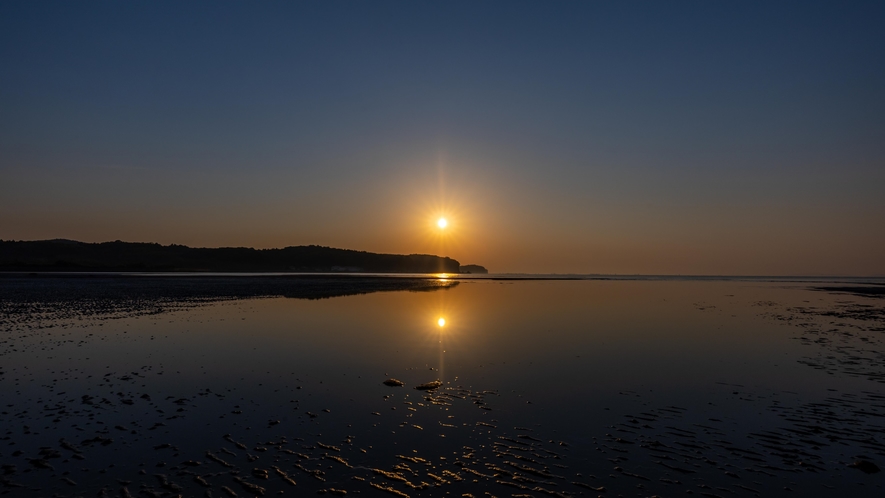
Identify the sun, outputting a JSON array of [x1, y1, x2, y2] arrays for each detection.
[[437, 317, 446, 327], [437, 217, 448, 229]]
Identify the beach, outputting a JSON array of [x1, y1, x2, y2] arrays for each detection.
[[1, 275, 883, 497]]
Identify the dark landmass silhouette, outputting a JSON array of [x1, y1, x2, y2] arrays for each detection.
[[459, 264, 488, 274], [0, 239, 463, 273]]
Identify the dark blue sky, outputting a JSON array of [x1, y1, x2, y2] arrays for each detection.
[[2, 1, 883, 274]]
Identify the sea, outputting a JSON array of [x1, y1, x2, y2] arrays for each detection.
[[1, 273, 884, 497]]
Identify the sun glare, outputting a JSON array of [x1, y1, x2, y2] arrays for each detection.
[[437, 317, 446, 327], [437, 217, 448, 229]]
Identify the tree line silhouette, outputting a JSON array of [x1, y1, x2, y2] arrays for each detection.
[[0, 239, 461, 273]]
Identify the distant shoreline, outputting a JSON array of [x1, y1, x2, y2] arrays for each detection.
[[0, 239, 488, 274], [1, 271, 882, 286]]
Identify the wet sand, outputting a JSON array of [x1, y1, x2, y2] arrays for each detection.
[[1, 276, 883, 497]]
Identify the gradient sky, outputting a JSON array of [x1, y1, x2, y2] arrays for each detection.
[[1, 1, 883, 275]]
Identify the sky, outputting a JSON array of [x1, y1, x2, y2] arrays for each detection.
[[1, 1, 883, 275]]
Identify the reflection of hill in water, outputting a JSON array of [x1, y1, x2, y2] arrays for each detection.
[[0, 275, 457, 325]]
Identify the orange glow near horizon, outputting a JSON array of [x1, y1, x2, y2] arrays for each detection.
[[395, 166, 489, 267]]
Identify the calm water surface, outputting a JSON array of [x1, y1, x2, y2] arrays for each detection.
[[1, 277, 883, 497]]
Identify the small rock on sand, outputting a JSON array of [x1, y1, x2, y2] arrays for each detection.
[[414, 380, 442, 390], [849, 460, 881, 474]]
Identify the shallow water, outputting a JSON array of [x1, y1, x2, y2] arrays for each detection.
[[1, 276, 884, 497]]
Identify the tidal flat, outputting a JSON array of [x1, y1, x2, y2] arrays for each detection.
[[1, 275, 884, 497]]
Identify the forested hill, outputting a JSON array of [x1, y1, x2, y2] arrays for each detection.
[[0, 240, 462, 273]]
